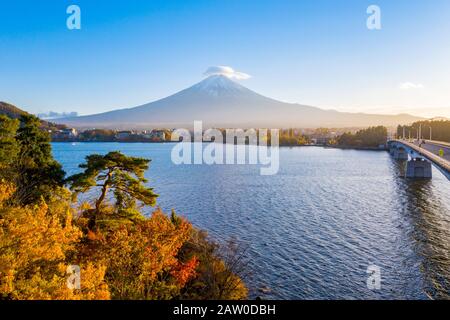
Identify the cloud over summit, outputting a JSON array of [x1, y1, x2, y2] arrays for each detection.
[[204, 66, 251, 80]]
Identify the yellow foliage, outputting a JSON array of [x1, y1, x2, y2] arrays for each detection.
[[73, 263, 110, 300], [0, 184, 247, 300], [0, 181, 15, 208], [0, 194, 109, 300]]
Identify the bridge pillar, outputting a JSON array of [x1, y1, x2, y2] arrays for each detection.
[[393, 147, 408, 160], [406, 158, 432, 179]]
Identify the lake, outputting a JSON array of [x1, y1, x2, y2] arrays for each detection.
[[52, 142, 450, 300]]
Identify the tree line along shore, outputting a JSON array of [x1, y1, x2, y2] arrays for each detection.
[[49, 126, 390, 149]]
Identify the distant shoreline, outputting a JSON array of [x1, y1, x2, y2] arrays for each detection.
[[51, 141, 388, 151], [51, 141, 175, 144], [325, 145, 388, 151]]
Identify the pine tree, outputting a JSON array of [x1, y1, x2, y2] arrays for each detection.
[[67, 151, 158, 227], [0, 115, 19, 177], [13, 115, 65, 204]]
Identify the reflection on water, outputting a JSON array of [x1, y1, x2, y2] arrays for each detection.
[[390, 159, 450, 299], [53, 143, 450, 299]]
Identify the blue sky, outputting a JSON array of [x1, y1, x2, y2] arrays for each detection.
[[1, 0, 449, 117]]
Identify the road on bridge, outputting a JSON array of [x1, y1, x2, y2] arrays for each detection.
[[410, 140, 450, 162]]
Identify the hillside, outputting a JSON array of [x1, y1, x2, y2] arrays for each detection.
[[0, 101, 28, 119], [0, 101, 66, 131]]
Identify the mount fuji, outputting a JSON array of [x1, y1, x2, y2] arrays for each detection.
[[58, 75, 422, 129]]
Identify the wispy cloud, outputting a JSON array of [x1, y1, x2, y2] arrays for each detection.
[[204, 66, 251, 80], [399, 82, 424, 90], [36, 111, 78, 119]]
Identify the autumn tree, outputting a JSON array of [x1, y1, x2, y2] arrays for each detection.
[[0, 182, 109, 300], [75, 209, 198, 299], [68, 151, 158, 228], [178, 231, 249, 300]]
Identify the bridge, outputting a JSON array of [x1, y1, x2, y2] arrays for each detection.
[[388, 139, 450, 180]]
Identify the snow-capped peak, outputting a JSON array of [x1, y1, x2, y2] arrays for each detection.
[[191, 75, 248, 96]]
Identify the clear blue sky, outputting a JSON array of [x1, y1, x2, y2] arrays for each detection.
[[1, 0, 449, 117]]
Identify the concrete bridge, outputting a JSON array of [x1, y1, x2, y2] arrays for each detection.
[[388, 139, 450, 180]]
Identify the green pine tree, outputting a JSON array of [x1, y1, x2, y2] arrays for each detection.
[[67, 151, 158, 228], [0, 115, 19, 176]]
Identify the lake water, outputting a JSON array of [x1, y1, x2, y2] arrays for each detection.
[[52, 142, 450, 300]]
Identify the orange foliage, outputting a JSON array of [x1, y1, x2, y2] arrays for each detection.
[[171, 256, 199, 287], [76, 209, 197, 299]]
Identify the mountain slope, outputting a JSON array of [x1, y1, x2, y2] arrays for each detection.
[[0, 101, 28, 119], [0, 101, 67, 131], [58, 75, 423, 129]]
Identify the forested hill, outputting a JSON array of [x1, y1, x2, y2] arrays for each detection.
[[0, 101, 27, 119], [0, 101, 67, 131]]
